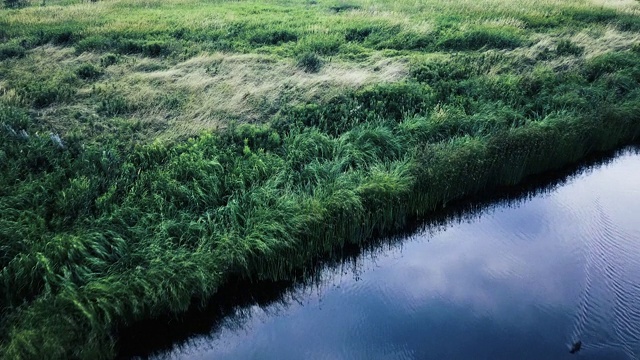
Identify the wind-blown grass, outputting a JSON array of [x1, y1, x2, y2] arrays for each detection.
[[2, 0, 640, 358]]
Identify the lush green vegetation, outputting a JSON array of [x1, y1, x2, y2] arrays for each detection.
[[2, 0, 640, 358]]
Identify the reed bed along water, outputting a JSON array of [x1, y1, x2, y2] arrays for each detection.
[[2, 0, 640, 358]]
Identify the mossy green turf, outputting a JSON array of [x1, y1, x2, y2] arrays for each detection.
[[2, 0, 640, 358]]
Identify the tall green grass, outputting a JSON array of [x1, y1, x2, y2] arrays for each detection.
[[3, 52, 640, 357]]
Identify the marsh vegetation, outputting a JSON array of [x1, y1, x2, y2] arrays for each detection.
[[2, 0, 640, 358], [136, 147, 640, 360]]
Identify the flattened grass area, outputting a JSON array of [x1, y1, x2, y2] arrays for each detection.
[[1, 0, 640, 358]]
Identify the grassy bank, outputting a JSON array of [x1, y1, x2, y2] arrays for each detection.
[[2, 0, 640, 358]]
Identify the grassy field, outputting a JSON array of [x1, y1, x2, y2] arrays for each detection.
[[2, 0, 640, 358]]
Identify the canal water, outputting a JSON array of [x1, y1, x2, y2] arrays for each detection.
[[133, 147, 640, 360]]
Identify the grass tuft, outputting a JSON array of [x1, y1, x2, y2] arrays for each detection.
[[297, 51, 323, 73]]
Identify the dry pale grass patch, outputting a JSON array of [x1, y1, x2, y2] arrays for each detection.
[[0, 45, 407, 140], [513, 26, 640, 73], [126, 52, 408, 137], [572, 27, 640, 59], [31, 45, 100, 68]]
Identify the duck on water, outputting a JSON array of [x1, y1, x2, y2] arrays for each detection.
[[570, 340, 582, 354]]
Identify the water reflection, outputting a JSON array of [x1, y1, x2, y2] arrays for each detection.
[[122, 147, 640, 360]]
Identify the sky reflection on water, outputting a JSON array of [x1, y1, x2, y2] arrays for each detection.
[[153, 149, 640, 360]]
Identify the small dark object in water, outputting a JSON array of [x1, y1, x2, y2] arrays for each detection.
[[570, 340, 582, 354]]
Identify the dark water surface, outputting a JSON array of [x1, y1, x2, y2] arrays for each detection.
[[141, 148, 640, 360]]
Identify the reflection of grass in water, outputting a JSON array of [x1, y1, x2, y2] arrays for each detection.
[[117, 278, 296, 358], [2, 0, 640, 357]]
